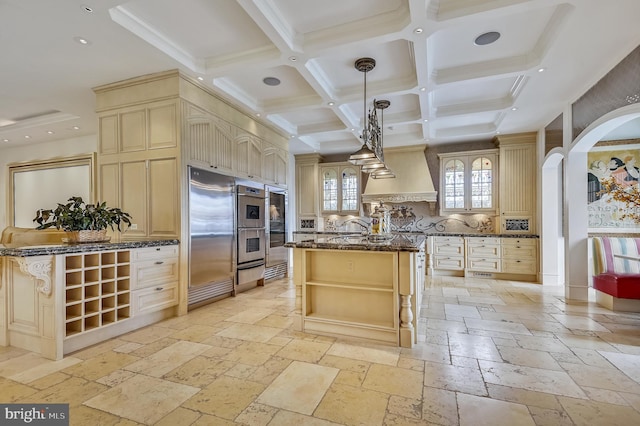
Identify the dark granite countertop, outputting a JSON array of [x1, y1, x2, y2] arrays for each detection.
[[292, 231, 538, 239], [285, 234, 425, 252], [0, 239, 179, 257]]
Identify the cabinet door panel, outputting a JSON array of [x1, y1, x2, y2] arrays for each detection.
[[297, 163, 318, 216], [120, 110, 146, 152], [99, 115, 118, 155], [148, 103, 177, 149], [100, 163, 119, 210], [188, 121, 212, 167], [121, 161, 147, 237], [213, 125, 234, 172], [148, 158, 179, 237]]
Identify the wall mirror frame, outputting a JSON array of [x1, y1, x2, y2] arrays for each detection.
[[8, 153, 96, 228]]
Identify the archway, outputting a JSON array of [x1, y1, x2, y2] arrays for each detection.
[[564, 103, 640, 300]]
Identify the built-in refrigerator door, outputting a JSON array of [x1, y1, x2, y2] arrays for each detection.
[[266, 187, 288, 267], [188, 167, 236, 306]]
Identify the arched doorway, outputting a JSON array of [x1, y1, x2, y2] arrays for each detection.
[[563, 104, 640, 300]]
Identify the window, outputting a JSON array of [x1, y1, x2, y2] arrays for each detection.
[[439, 150, 497, 214]]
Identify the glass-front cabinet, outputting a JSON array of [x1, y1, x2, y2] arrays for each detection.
[[320, 163, 360, 214], [438, 150, 498, 214]]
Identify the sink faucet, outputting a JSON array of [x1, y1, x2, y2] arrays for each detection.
[[342, 219, 369, 234]]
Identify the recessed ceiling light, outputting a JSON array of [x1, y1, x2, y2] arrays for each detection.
[[263, 77, 281, 86], [423, 119, 428, 122], [288, 56, 297, 62], [328, 101, 335, 106], [290, 135, 295, 138], [496, 131, 501, 134], [197, 76, 204, 81], [414, 28, 423, 34], [3, 139, 9, 142], [420, 87, 426, 92], [538, 67, 546, 73], [47, 131, 54, 134], [72, 126, 80, 130], [73, 36, 91, 45], [24, 135, 31, 139], [256, 113, 261, 117], [81, 5, 94, 13], [511, 107, 518, 111], [474, 31, 501, 46]]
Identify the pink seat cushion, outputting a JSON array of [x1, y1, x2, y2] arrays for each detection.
[[593, 273, 640, 299]]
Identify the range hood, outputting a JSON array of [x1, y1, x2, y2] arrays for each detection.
[[362, 145, 437, 210]]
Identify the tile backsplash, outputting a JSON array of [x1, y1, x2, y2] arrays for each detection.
[[323, 202, 494, 233]]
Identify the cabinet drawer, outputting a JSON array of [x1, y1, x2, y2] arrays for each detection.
[[501, 244, 537, 259], [132, 257, 179, 289], [433, 256, 465, 270], [467, 244, 500, 257], [502, 259, 537, 274], [132, 284, 178, 315], [132, 245, 179, 261], [433, 236, 464, 244], [466, 237, 501, 245], [501, 238, 536, 247], [433, 242, 464, 256], [467, 257, 500, 272]]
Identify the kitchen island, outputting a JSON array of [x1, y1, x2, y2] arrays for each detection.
[[285, 233, 425, 348], [0, 238, 179, 360]]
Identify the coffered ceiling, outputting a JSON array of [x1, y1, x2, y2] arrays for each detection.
[[2, 0, 640, 154]]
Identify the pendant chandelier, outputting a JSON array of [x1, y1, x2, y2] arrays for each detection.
[[348, 57, 395, 179]]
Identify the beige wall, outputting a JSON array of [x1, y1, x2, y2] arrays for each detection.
[[0, 135, 97, 232]]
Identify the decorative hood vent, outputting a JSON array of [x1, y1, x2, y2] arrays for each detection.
[[362, 145, 437, 208]]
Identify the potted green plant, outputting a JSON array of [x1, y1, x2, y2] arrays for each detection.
[[33, 196, 132, 243]]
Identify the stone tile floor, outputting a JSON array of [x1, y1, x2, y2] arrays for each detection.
[[2, 275, 640, 425]]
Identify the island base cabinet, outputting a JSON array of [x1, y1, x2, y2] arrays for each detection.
[[292, 248, 418, 347]]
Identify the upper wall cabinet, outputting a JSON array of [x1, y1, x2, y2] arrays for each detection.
[[235, 135, 263, 181], [99, 100, 178, 155], [438, 150, 498, 215], [263, 144, 288, 188], [185, 113, 235, 174], [320, 163, 360, 215]]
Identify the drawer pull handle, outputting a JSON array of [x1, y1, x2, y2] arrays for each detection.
[[156, 248, 161, 251], [155, 287, 164, 291], [155, 261, 164, 265]]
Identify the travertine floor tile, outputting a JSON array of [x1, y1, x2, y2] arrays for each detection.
[[362, 363, 423, 399], [62, 351, 139, 381], [7, 356, 81, 383], [182, 375, 265, 419], [314, 383, 388, 426], [268, 410, 342, 425], [234, 402, 278, 426], [599, 351, 640, 383], [559, 396, 640, 426], [560, 361, 640, 394], [479, 360, 587, 398], [424, 362, 487, 396], [421, 387, 459, 425], [256, 361, 338, 415], [84, 374, 199, 424], [448, 332, 503, 362], [326, 342, 399, 366], [464, 318, 532, 335], [124, 340, 210, 377], [216, 322, 283, 343], [163, 355, 234, 388], [226, 308, 276, 324], [496, 346, 563, 370], [275, 338, 331, 363], [457, 393, 535, 426]]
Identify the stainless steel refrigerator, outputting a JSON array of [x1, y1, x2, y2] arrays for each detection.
[[187, 167, 236, 307]]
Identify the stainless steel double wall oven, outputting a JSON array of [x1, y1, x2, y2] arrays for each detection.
[[236, 184, 266, 291]]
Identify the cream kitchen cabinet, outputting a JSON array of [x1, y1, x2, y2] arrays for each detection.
[[185, 112, 235, 174], [430, 236, 465, 273], [235, 134, 263, 180], [438, 150, 498, 215], [501, 238, 538, 276], [131, 246, 179, 315], [495, 133, 536, 234], [465, 237, 501, 273], [320, 163, 361, 215], [263, 144, 288, 188], [98, 100, 178, 155], [295, 154, 323, 230], [100, 157, 179, 240]]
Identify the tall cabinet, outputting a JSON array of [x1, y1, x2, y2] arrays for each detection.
[[494, 133, 537, 234]]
